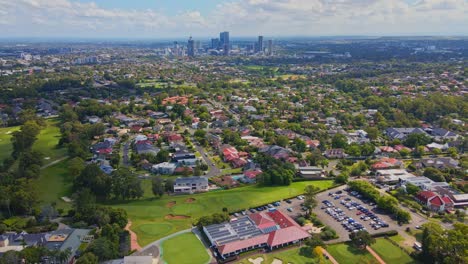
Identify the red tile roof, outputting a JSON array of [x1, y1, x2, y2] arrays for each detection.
[[267, 226, 310, 248], [416, 191, 436, 203], [442, 196, 453, 204], [429, 196, 443, 207], [218, 234, 269, 255], [249, 213, 277, 230]]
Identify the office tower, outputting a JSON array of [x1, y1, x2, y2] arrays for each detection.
[[187, 37, 195, 57], [267, 40, 273, 56], [220, 31, 230, 55], [257, 36, 264, 53], [195, 40, 201, 51], [173, 41, 180, 56], [211, 38, 220, 50]]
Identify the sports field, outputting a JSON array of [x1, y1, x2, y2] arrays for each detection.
[[370, 238, 417, 264], [161, 233, 210, 264], [114, 180, 335, 246]]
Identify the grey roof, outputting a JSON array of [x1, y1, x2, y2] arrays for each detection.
[[175, 176, 208, 185], [385, 128, 428, 140]]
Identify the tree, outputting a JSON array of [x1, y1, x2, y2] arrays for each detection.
[[165, 178, 175, 192], [68, 157, 85, 178], [423, 167, 446, 182], [405, 183, 420, 195], [335, 172, 349, 184], [76, 252, 99, 264], [349, 231, 375, 249], [332, 133, 348, 149], [111, 168, 143, 200], [152, 177, 165, 198], [74, 164, 112, 198], [85, 237, 119, 261], [11, 121, 41, 158], [303, 185, 320, 214], [293, 138, 307, 153], [276, 135, 289, 147], [404, 133, 431, 148]]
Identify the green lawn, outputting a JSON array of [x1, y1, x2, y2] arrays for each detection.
[[237, 246, 329, 264], [370, 238, 417, 264], [36, 159, 73, 211], [0, 119, 65, 165], [113, 180, 334, 246], [327, 243, 376, 264], [33, 119, 67, 164], [161, 233, 210, 264], [0, 125, 20, 161]]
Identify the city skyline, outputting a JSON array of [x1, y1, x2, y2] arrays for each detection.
[[0, 0, 467, 38]]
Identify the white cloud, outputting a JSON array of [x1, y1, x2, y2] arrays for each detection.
[[0, 0, 467, 38]]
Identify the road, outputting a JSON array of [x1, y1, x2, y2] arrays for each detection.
[[195, 144, 221, 178], [123, 141, 131, 167]]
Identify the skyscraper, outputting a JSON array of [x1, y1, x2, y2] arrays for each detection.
[[187, 37, 195, 57], [220, 31, 230, 55], [211, 38, 219, 50], [257, 36, 264, 53], [267, 39, 273, 56]]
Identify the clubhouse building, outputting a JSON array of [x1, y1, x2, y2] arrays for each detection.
[[203, 209, 310, 260]]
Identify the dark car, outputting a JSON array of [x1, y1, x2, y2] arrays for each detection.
[[286, 199, 292, 204]]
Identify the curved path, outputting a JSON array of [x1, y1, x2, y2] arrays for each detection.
[[125, 221, 142, 251], [321, 247, 339, 264], [366, 246, 386, 264]]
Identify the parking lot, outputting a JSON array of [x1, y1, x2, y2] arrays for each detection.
[[313, 185, 400, 242], [230, 195, 307, 219]]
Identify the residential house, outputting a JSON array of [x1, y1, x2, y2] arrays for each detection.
[[371, 158, 404, 170], [427, 128, 459, 142], [173, 176, 209, 194], [385, 128, 428, 140], [152, 162, 177, 175], [259, 145, 290, 160], [135, 141, 160, 156], [172, 151, 196, 161], [324, 149, 347, 159], [415, 157, 459, 170]]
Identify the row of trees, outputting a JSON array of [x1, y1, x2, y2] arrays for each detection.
[[348, 181, 411, 224]]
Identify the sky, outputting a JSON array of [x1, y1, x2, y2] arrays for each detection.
[[0, 0, 467, 39]]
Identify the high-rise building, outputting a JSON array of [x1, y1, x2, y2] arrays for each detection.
[[267, 40, 273, 56], [257, 36, 264, 53], [211, 38, 220, 50], [187, 37, 195, 57], [220, 31, 230, 55]]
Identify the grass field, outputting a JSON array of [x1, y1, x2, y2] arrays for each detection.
[[0, 125, 20, 161], [0, 119, 65, 165], [161, 233, 210, 264], [327, 243, 376, 264], [113, 180, 334, 246], [33, 119, 67, 163], [237, 246, 329, 264], [36, 159, 73, 210], [370, 238, 417, 264]]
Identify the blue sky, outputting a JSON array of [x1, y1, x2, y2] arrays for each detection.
[[0, 0, 467, 38]]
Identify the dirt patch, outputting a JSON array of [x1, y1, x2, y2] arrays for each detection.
[[185, 198, 196, 203], [166, 201, 176, 208], [124, 221, 142, 251], [164, 214, 190, 220]]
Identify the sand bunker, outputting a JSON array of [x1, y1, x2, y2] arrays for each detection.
[[166, 201, 177, 208], [272, 259, 283, 264], [185, 198, 196, 203], [164, 214, 190, 220], [248, 257, 264, 264]]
